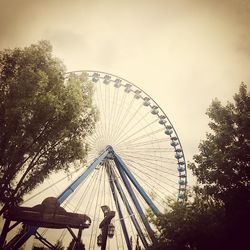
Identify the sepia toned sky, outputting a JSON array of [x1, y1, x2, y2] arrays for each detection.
[[0, 0, 250, 170]]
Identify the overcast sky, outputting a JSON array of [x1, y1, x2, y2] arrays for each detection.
[[1, 0, 250, 172]]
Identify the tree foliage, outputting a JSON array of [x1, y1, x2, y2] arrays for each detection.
[[189, 83, 250, 205], [148, 188, 226, 250], [189, 83, 250, 248], [149, 83, 250, 250], [0, 41, 97, 212]]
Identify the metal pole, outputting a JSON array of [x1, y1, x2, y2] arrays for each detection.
[[101, 226, 108, 250], [0, 218, 10, 249]]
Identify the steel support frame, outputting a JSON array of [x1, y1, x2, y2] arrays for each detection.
[[106, 165, 132, 250], [113, 157, 156, 243], [4, 147, 110, 249], [108, 165, 148, 249], [3, 146, 160, 250], [113, 150, 160, 215]]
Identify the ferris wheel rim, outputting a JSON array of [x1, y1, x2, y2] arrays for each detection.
[[65, 70, 187, 200], [18, 70, 189, 249]]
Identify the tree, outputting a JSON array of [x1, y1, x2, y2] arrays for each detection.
[[189, 83, 250, 248], [148, 188, 226, 250], [148, 83, 249, 250], [189, 83, 249, 203], [0, 41, 97, 214]]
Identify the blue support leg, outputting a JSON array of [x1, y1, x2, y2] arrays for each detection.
[[106, 165, 132, 250], [113, 157, 156, 244], [58, 147, 110, 203], [5, 147, 111, 249], [113, 150, 160, 215], [109, 166, 149, 249]]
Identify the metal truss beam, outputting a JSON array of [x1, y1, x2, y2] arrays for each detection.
[[113, 150, 160, 215], [114, 157, 156, 243], [106, 165, 132, 250], [108, 165, 148, 249]]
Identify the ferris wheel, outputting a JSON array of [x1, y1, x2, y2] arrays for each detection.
[[15, 71, 187, 249]]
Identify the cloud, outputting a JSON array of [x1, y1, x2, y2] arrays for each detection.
[[45, 29, 87, 51]]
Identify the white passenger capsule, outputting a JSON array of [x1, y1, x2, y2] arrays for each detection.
[[177, 166, 185, 172], [114, 79, 122, 88], [175, 148, 182, 153], [171, 141, 179, 147], [92, 72, 100, 82], [159, 119, 166, 125], [125, 84, 132, 93], [143, 97, 150, 106], [134, 90, 141, 99], [151, 106, 159, 115], [179, 179, 187, 185], [175, 153, 183, 159], [103, 75, 111, 84], [165, 129, 173, 135], [178, 193, 185, 199], [178, 161, 185, 166], [171, 136, 178, 141]]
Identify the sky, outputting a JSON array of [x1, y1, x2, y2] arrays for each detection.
[[1, 0, 250, 163]]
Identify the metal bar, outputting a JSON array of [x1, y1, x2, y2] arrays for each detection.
[[67, 226, 78, 241], [4, 225, 37, 250], [0, 218, 10, 249], [7, 221, 21, 232], [77, 226, 83, 250], [106, 165, 132, 250], [109, 166, 148, 249], [113, 150, 160, 215], [35, 232, 57, 249], [58, 147, 110, 203], [5, 148, 111, 249], [101, 226, 108, 250], [114, 156, 156, 243]]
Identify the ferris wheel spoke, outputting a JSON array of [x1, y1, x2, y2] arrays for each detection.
[[25, 71, 187, 249], [112, 160, 172, 203], [114, 117, 160, 147], [113, 109, 152, 145], [66, 169, 99, 213], [22, 165, 85, 205], [107, 84, 113, 142], [112, 97, 136, 142], [115, 127, 165, 148], [120, 155, 177, 177], [98, 83, 109, 142], [111, 89, 127, 138], [128, 163, 178, 192], [119, 150, 175, 162], [119, 147, 173, 153], [124, 159, 178, 191], [120, 163, 177, 190], [114, 103, 144, 144], [113, 168, 139, 246], [116, 138, 170, 149], [126, 166, 174, 199], [93, 86, 106, 141], [120, 151, 177, 166], [125, 157, 178, 177], [88, 167, 104, 248], [106, 167, 126, 250], [109, 87, 120, 140]]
